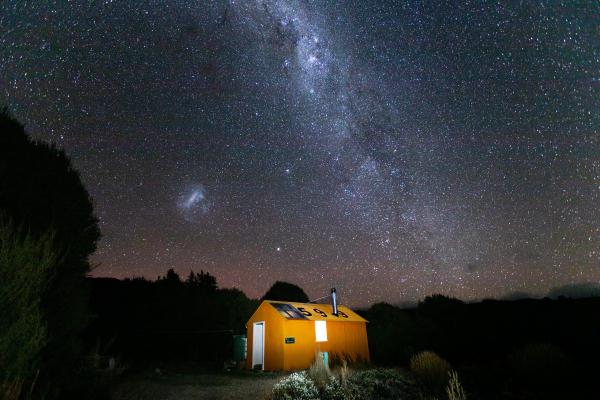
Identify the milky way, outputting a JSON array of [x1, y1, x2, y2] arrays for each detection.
[[1, 0, 598, 306]]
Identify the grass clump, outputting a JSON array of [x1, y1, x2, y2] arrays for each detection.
[[446, 370, 467, 400], [0, 380, 24, 400], [409, 351, 451, 394], [307, 353, 331, 390]]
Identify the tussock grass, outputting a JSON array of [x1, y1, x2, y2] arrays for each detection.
[[0, 380, 23, 400], [446, 370, 467, 400], [307, 354, 331, 390], [410, 351, 452, 393]]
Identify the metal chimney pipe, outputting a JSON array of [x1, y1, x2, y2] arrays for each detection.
[[331, 288, 338, 316]]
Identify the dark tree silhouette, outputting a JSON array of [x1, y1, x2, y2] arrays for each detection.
[[261, 281, 309, 303], [86, 269, 257, 365], [417, 294, 464, 317], [0, 108, 100, 264], [159, 268, 182, 283], [186, 269, 217, 291], [0, 109, 101, 394]]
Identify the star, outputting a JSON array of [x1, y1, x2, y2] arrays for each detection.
[[1, 0, 597, 305]]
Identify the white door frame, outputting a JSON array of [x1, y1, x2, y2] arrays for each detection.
[[252, 321, 265, 370]]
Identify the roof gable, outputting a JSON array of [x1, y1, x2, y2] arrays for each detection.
[[265, 300, 367, 323]]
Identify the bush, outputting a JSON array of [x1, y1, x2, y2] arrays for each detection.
[[321, 376, 345, 400], [365, 303, 421, 366], [0, 222, 59, 393], [273, 368, 418, 400], [347, 369, 419, 400], [508, 343, 572, 391], [321, 359, 350, 400], [0, 109, 100, 397], [409, 351, 451, 393], [271, 371, 319, 400]]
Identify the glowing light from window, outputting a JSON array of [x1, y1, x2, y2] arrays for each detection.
[[315, 320, 327, 342]]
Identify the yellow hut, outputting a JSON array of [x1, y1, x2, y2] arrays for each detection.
[[246, 299, 369, 371]]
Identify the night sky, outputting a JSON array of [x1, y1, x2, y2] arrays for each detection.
[[1, 1, 598, 306]]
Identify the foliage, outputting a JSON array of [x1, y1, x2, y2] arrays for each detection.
[[0, 379, 25, 400], [321, 375, 345, 400], [364, 302, 422, 365], [86, 272, 258, 364], [321, 359, 350, 400], [185, 269, 217, 291], [307, 354, 331, 390], [271, 371, 319, 400], [0, 222, 58, 380], [446, 370, 467, 400], [273, 368, 418, 400], [409, 351, 451, 393], [0, 108, 100, 271], [0, 109, 100, 396], [261, 281, 309, 303], [346, 368, 419, 400], [338, 359, 350, 385], [508, 343, 572, 391], [364, 297, 600, 399], [158, 268, 182, 284], [417, 295, 464, 315]]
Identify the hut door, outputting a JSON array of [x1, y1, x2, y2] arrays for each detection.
[[252, 322, 264, 370]]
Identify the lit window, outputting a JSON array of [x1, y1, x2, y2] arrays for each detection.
[[315, 320, 327, 342]]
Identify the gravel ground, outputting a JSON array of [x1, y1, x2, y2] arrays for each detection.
[[110, 369, 282, 400]]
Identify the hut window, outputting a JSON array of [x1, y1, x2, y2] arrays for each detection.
[[315, 320, 328, 342]]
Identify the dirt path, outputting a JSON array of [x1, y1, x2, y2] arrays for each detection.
[[111, 371, 282, 400]]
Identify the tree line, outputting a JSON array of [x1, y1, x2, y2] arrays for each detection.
[[3, 108, 600, 400]]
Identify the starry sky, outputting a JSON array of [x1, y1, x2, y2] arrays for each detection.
[[1, 0, 599, 306]]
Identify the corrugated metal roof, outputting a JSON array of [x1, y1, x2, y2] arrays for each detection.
[[265, 300, 367, 322]]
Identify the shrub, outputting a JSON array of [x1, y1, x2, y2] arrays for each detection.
[[508, 343, 572, 390], [347, 369, 419, 400], [322, 376, 345, 400], [0, 380, 24, 400], [1, 109, 100, 397], [323, 369, 418, 400], [366, 303, 422, 366], [409, 351, 451, 393], [274, 367, 419, 400], [271, 371, 319, 400], [321, 360, 351, 400], [446, 370, 467, 400], [0, 222, 59, 394]]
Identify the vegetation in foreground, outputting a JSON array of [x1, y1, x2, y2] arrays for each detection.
[[1, 109, 100, 399], [363, 296, 600, 399], [269, 353, 466, 400]]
